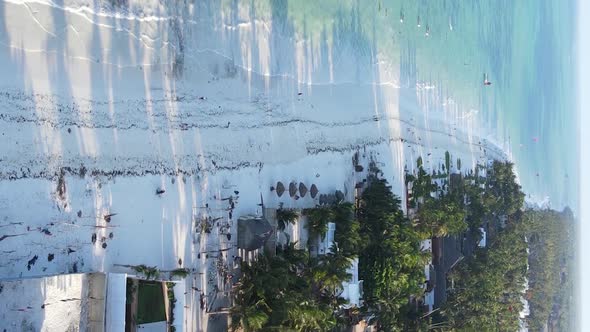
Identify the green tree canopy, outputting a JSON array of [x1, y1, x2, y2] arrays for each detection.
[[303, 206, 334, 240], [332, 202, 362, 258], [276, 208, 298, 232], [414, 195, 467, 238], [358, 176, 428, 330]]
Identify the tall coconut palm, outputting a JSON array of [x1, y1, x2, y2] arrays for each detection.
[[332, 202, 362, 257], [414, 196, 466, 238], [285, 298, 337, 332], [309, 244, 352, 306], [276, 208, 298, 232], [277, 242, 309, 272], [303, 206, 334, 239], [231, 297, 270, 331]]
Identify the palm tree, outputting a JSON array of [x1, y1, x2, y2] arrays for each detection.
[[303, 206, 334, 239], [276, 208, 298, 232], [231, 297, 270, 331], [278, 242, 309, 271], [119, 264, 161, 280], [332, 202, 362, 257], [285, 298, 337, 332], [166, 268, 190, 278], [414, 196, 466, 238], [310, 244, 352, 307]]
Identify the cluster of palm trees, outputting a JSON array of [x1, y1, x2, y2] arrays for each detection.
[[441, 212, 530, 331], [231, 243, 353, 331], [525, 209, 575, 331], [408, 160, 527, 240], [277, 202, 360, 258], [413, 195, 467, 239], [397, 158, 534, 330], [356, 175, 431, 331], [234, 165, 445, 331], [232, 193, 369, 331], [436, 162, 555, 330], [232, 159, 531, 331]]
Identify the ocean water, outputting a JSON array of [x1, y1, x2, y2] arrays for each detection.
[[227, 0, 579, 211]]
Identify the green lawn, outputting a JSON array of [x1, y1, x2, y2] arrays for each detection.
[[136, 280, 166, 324]]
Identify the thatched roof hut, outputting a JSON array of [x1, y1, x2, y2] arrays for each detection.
[[289, 182, 297, 197], [298, 183, 308, 197], [310, 184, 319, 198], [237, 216, 273, 251], [276, 182, 285, 197]]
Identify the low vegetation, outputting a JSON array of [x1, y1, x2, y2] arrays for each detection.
[[136, 280, 166, 324], [231, 243, 344, 331], [167, 282, 177, 332], [132, 265, 160, 280], [169, 268, 190, 278]]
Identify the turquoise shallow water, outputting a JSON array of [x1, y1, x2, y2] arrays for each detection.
[[222, 0, 578, 210], [480, 0, 578, 211], [395, 0, 578, 211]]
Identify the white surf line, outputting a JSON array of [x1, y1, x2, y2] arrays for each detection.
[[4, 1, 408, 90], [20, 1, 57, 37], [2, 0, 174, 22], [2, 0, 170, 51], [213, 17, 296, 44]]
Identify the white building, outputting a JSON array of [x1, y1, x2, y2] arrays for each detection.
[[420, 239, 432, 252], [424, 289, 435, 312], [318, 222, 336, 254], [420, 239, 435, 313], [106, 273, 127, 332], [478, 227, 487, 247], [340, 258, 363, 308]]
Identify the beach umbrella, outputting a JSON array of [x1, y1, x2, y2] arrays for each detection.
[[326, 194, 336, 205], [310, 184, 319, 199], [276, 182, 285, 197], [289, 182, 297, 197], [299, 183, 308, 197]]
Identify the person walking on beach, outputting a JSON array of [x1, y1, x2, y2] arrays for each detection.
[[200, 292, 206, 309]]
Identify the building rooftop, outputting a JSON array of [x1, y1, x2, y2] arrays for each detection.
[[237, 215, 273, 251]]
